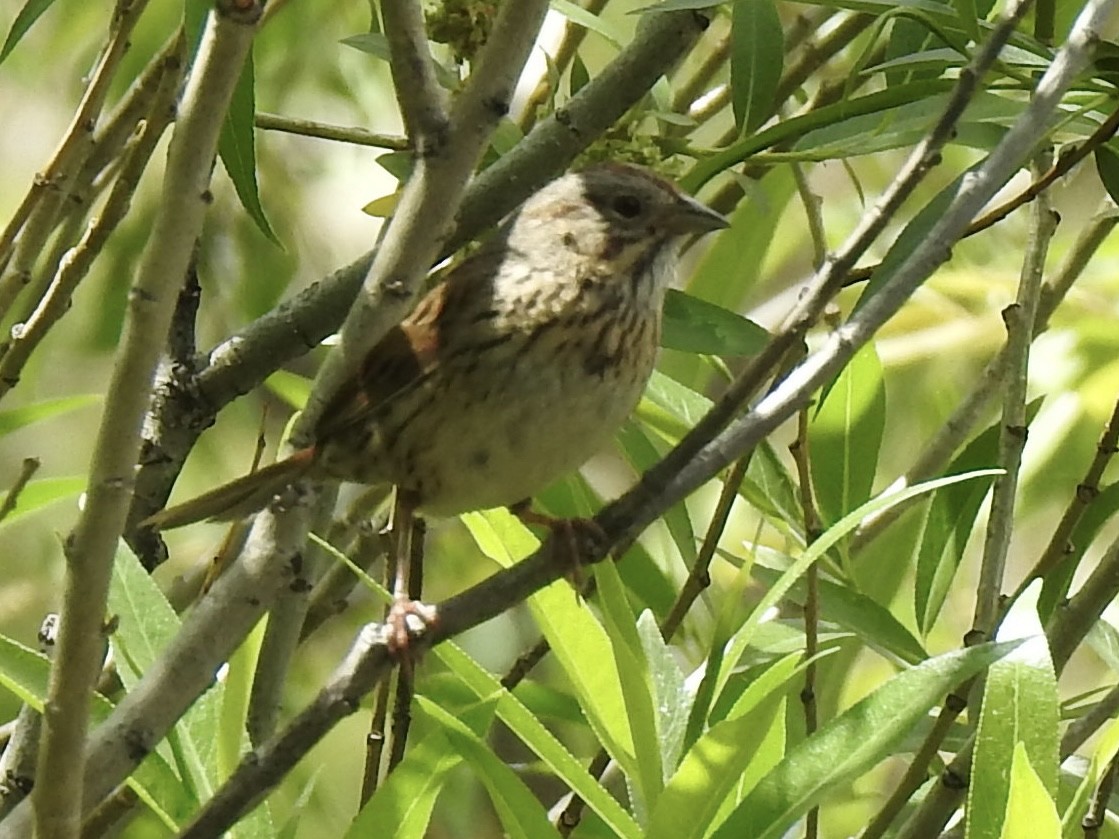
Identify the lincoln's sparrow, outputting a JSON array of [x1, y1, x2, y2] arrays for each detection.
[[144, 163, 727, 531]]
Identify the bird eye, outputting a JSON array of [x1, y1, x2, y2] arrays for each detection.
[[611, 194, 643, 219]]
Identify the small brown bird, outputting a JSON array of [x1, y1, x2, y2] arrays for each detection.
[[143, 163, 727, 532]]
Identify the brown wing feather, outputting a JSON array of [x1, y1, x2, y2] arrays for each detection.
[[311, 284, 448, 442], [311, 244, 505, 444]]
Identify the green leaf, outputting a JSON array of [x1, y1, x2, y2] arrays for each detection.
[[0, 0, 56, 63], [0, 394, 99, 435], [264, 369, 311, 410], [730, 0, 783, 132], [633, 0, 722, 12], [710, 641, 1021, 839], [647, 655, 797, 839], [549, 0, 624, 47], [0, 477, 85, 529], [1094, 145, 1119, 206], [617, 420, 696, 565], [0, 631, 186, 830], [968, 636, 1059, 839], [794, 92, 1023, 161], [219, 50, 279, 244], [419, 697, 563, 839], [713, 470, 1001, 701], [683, 79, 956, 192], [749, 562, 928, 664], [637, 611, 693, 778], [687, 167, 795, 311], [0, 631, 55, 707], [310, 531, 640, 839], [660, 289, 769, 356], [950, 0, 981, 41], [809, 342, 886, 527], [999, 744, 1061, 839], [594, 563, 663, 813], [346, 726, 460, 839]]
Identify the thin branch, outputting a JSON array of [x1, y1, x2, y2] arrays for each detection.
[[0, 64, 180, 398], [865, 151, 1059, 839], [661, 454, 751, 640], [790, 409, 823, 839], [380, 1, 450, 151], [1061, 682, 1119, 759], [0, 0, 152, 319], [27, 4, 263, 838], [1083, 752, 1119, 837], [972, 157, 1057, 638], [0, 458, 40, 523], [253, 112, 408, 149]]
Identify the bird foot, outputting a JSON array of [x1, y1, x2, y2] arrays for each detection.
[[386, 596, 439, 658], [509, 502, 608, 589]]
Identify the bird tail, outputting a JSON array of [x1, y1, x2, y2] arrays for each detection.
[[141, 449, 317, 531]]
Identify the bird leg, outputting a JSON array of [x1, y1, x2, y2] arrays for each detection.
[[385, 491, 437, 657]]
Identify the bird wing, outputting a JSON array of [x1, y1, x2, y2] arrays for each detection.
[[311, 248, 500, 443]]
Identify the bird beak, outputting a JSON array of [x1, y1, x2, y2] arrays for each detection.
[[668, 192, 730, 235]]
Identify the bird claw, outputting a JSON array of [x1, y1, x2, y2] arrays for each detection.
[[510, 502, 609, 590], [385, 597, 438, 659]]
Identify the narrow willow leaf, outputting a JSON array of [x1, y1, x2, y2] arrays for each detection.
[[688, 167, 795, 310], [998, 744, 1061, 838], [967, 636, 1059, 839], [809, 342, 886, 526], [648, 655, 799, 839], [348, 703, 498, 839], [637, 610, 693, 779], [632, 0, 722, 12], [550, 0, 624, 46], [219, 51, 279, 244], [0, 477, 85, 529], [749, 563, 928, 664], [0, 393, 99, 435], [649, 692, 786, 839], [710, 641, 1021, 839], [660, 289, 769, 356], [0, 0, 56, 63], [460, 511, 638, 778], [0, 632, 186, 830], [264, 369, 311, 410], [419, 698, 563, 839], [950, 0, 980, 41], [1094, 144, 1119, 206], [109, 545, 274, 836], [730, 0, 783, 132], [617, 420, 696, 565], [715, 470, 1001, 700], [595, 561, 663, 811]]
